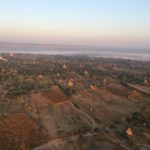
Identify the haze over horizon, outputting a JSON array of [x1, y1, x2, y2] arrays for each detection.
[[0, 0, 150, 49]]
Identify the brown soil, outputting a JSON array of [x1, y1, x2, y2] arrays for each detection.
[[41, 87, 67, 105], [106, 83, 131, 97], [0, 113, 49, 150], [142, 106, 150, 120]]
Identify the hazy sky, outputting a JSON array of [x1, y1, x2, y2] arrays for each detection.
[[0, 0, 150, 48]]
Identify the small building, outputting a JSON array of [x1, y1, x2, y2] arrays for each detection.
[[84, 70, 88, 75], [63, 64, 67, 69], [90, 85, 96, 90], [0, 56, 7, 62], [68, 78, 74, 87]]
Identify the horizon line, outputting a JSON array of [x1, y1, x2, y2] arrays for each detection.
[[0, 41, 149, 50]]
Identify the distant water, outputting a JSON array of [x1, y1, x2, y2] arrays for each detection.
[[0, 44, 150, 61]]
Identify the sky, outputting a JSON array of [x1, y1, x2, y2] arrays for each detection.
[[0, 0, 150, 48]]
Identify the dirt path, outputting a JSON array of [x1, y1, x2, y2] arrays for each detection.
[[69, 96, 96, 132], [32, 96, 97, 150], [32, 132, 134, 150], [32, 96, 147, 150], [32, 135, 79, 150]]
